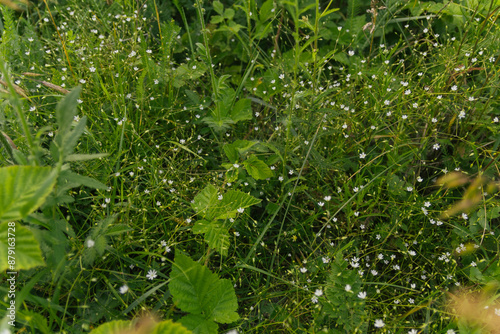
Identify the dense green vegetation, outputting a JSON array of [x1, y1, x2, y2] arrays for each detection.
[[0, 0, 499, 333]]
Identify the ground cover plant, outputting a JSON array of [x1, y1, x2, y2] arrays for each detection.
[[0, 0, 499, 333]]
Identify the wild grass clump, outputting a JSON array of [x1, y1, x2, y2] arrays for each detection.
[[0, 0, 498, 333]]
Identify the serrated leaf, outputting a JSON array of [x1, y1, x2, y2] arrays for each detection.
[[151, 319, 193, 334], [0, 222, 45, 271], [213, 1, 224, 15], [88, 320, 131, 334], [259, 0, 274, 22], [208, 279, 240, 323], [56, 86, 81, 137], [230, 98, 252, 122], [243, 155, 273, 180], [65, 153, 109, 162], [105, 224, 133, 236], [170, 251, 218, 315], [223, 8, 235, 20], [192, 220, 230, 256], [59, 170, 108, 190], [61, 115, 87, 158], [212, 189, 261, 220], [180, 314, 217, 334], [192, 184, 219, 219], [0, 166, 57, 222], [169, 251, 239, 324], [223, 144, 238, 163]]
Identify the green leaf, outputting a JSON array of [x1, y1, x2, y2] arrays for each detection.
[[0, 222, 45, 271], [225, 140, 259, 158], [180, 314, 217, 334], [55, 86, 81, 138], [259, 0, 274, 22], [59, 170, 108, 190], [89, 320, 131, 334], [213, 1, 224, 15], [192, 184, 219, 219], [60, 115, 87, 158], [223, 8, 235, 20], [223, 144, 238, 163], [230, 98, 252, 123], [213, 189, 261, 219], [169, 251, 239, 324], [243, 155, 274, 180], [192, 220, 230, 256], [64, 153, 109, 162], [0, 166, 57, 222], [151, 319, 193, 334]]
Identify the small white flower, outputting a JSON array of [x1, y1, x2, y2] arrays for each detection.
[[87, 239, 95, 248], [119, 285, 129, 294], [359, 152, 366, 159], [146, 269, 157, 280], [374, 319, 385, 328], [237, 207, 244, 213], [300, 267, 307, 273], [345, 284, 352, 292], [314, 289, 323, 297], [357, 291, 367, 299]]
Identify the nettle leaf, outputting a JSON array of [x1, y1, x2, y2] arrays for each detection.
[[151, 319, 193, 334], [180, 314, 217, 334], [169, 251, 239, 330], [243, 155, 273, 180], [0, 166, 57, 222], [224, 140, 259, 160], [230, 98, 252, 123], [0, 222, 45, 271], [213, 1, 224, 15], [192, 184, 219, 219], [192, 220, 230, 256], [56, 86, 81, 137], [213, 189, 261, 220], [223, 144, 238, 163]]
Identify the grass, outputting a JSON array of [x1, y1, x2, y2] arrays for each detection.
[[0, 0, 499, 333]]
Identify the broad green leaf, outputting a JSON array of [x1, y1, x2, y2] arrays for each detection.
[[230, 98, 252, 123], [60, 115, 87, 158], [212, 189, 261, 220], [0, 222, 45, 271], [56, 86, 81, 137], [180, 314, 217, 334], [89, 320, 131, 334], [259, 0, 274, 22], [223, 8, 235, 20], [169, 251, 239, 324], [213, 1, 224, 15], [0, 166, 57, 222], [243, 155, 274, 180], [192, 184, 219, 219], [151, 319, 193, 334], [192, 220, 230, 256], [225, 140, 259, 158], [59, 170, 108, 190], [223, 144, 238, 163], [208, 279, 240, 323], [170, 251, 219, 314]]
